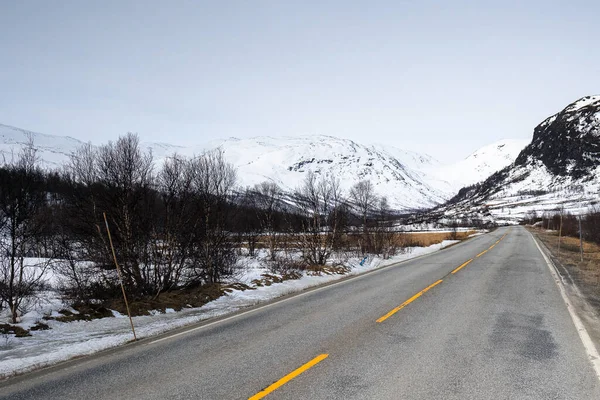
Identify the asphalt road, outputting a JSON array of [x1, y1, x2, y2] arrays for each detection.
[[2, 226, 600, 399]]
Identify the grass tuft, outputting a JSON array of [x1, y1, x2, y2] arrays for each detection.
[[0, 324, 31, 337]]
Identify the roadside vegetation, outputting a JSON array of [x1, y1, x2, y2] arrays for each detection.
[[525, 211, 600, 311], [0, 133, 477, 337], [522, 209, 600, 246]]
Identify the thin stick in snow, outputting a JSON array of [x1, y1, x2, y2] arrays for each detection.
[[103, 212, 137, 341]]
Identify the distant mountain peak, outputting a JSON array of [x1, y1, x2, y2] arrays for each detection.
[[564, 95, 600, 113], [515, 94, 600, 178], [426, 138, 528, 191]]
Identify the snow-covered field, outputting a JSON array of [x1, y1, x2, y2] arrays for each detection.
[[0, 240, 459, 379]]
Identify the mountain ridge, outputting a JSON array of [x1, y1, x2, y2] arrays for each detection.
[[0, 122, 527, 211], [437, 95, 600, 223]]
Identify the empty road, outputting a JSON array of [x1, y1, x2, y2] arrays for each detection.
[[2, 226, 599, 399]]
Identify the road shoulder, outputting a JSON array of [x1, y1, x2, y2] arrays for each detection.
[[530, 229, 600, 379]]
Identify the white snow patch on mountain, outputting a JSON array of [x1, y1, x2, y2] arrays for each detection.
[[565, 95, 600, 113], [203, 135, 451, 210]]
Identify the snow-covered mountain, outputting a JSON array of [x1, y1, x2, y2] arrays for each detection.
[[0, 123, 526, 211], [431, 139, 529, 190], [0, 123, 189, 166], [0, 123, 83, 167], [437, 95, 600, 223], [206, 136, 456, 210]]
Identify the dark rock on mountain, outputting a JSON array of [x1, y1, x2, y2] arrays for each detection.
[[515, 95, 600, 179], [437, 95, 600, 222]]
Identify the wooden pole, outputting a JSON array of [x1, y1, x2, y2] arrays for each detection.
[[557, 212, 563, 257], [579, 214, 584, 263], [103, 212, 137, 341]]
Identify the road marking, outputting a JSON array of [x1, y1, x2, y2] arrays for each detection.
[[376, 280, 443, 323], [148, 242, 455, 345], [474, 232, 508, 258], [532, 235, 600, 382], [453, 231, 508, 274], [376, 229, 508, 324], [150, 231, 500, 345], [451, 259, 473, 274], [248, 354, 328, 400]]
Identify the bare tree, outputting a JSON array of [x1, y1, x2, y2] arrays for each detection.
[[66, 142, 97, 186], [235, 187, 262, 257], [295, 172, 344, 266], [59, 142, 115, 300], [350, 180, 378, 254], [449, 220, 459, 240], [52, 226, 96, 303], [584, 206, 600, 245], [252, 181, 283, 261], [188, 149, 238, 285], [61, 142, 241, 300], [372, 196, 398, 259], [152, 154, 196, 294], [0, 138, 50, 322], [96, 133, 155, 295], [63, 133, 155, 297]]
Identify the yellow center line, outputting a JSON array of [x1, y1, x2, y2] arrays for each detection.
[[248, 354, 329, 400], [451, 259, 473, 274], [376, 280, 443, 323], [252, 229, 513, 400], [476, 231, 509, 258]]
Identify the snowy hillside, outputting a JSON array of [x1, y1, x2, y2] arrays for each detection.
[[432, 139, 529, 190], [0, 123, 525, 211], [0, 123, 82, 167], [438, 95, 600, 223], [207, 135, 456, 210], [0, 123, 191, 167]]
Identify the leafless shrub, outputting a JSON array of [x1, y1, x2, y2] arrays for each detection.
[[294, 172, 345, 266], [0, 137, 50, 322]]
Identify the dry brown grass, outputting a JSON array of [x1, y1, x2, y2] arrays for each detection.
[[405, 231, 476, 247], [108, 282, 254, 316], [531, 227, 600, 288], [247, 230, 477, 249]]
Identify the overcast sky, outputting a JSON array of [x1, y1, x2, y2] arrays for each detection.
[[1, 1, 598, 162]]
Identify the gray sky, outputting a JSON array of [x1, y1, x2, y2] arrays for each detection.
[[1, 1, 598, 162]]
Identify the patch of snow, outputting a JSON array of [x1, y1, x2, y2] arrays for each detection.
[[564, 95, 600, 113], [468, 231, 488, 238]]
